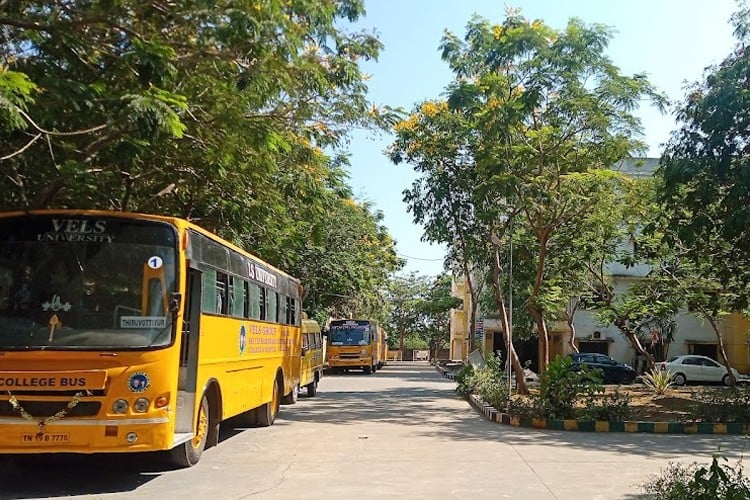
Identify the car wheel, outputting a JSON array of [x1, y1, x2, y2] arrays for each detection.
[[673, 373, 687, 386], [722, 374, 732, 386]]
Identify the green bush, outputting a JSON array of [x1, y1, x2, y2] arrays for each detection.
[[641, 455, 750, 499], [537, 355, 604, 419], [454, 364, 475, 396], [581, 389, 632, 421], [691, 387, 750, 423], [471, 354, 511, 412]]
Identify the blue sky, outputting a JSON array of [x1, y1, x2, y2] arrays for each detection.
[[345, 0, 738, 277]]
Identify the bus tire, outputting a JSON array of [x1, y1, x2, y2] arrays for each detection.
[[306, 379, 318, 397], [363, 366, 371, 374], [281, 384, 298, 405], [257, 378, 281, 427], [168, 394, 209, 468]]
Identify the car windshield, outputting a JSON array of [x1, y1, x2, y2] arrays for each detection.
[[329, 322, 371, 346], [0, 215, 178, 350]]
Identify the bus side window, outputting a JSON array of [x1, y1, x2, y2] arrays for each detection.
[[201, 269, 217, 314], [215, 271, 228, 315], [242, 280, 250, 319], [267, 290, 277, 323], [230, 276, 244, 318], [259, 287, 267, 321], [248, 282, 261, 320]]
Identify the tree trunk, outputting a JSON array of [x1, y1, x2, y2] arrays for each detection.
[[706, 314, 736, 387], [491, 248, 529, 395], [614, 318, 656, 372], [565, 309, 579, 354], [528, 303, 550, 371]]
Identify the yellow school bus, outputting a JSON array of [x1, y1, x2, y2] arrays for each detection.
[[299, 316, 324, 396], [377, 328, 389, 370], [326, 319, 385, 374], [0, 210, 302, 467]]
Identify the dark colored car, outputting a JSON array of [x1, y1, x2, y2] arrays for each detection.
[[567, 353, 636, 384]]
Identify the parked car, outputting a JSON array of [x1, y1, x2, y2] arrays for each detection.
[[567, 353, 636, 384], [657, 355, 750, 386]]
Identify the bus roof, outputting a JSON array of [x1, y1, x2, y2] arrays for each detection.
[[302, 319, 321, 334]]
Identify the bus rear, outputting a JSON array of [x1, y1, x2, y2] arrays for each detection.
[[300, 317, 324, 396]]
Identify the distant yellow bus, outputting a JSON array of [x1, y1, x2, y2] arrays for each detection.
[[326, 319, 386, 374], [0, 210, 302, 467], [299, 316, 324, 396]]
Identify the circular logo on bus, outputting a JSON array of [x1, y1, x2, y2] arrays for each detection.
[[128, 372, 151, 393], [239, 325, 247, 355]]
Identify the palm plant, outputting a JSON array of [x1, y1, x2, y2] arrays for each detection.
[[642, 368, 674, 395]]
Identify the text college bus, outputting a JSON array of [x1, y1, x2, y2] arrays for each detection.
[[0, 210, 304, 466], [326, 319, 388, 374]]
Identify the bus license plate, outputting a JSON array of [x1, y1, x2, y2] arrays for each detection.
[[20, 433, 70, 445]]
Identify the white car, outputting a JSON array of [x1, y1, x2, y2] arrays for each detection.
[[657, 355, 750, 386]]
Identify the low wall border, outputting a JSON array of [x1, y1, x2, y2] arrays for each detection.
[[467, 394, 750, 435]]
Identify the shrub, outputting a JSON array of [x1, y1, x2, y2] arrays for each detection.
[[642, 368, 674, 395], [454, 364, 475, 396], [537, 355, 604, 419], [581, 389, 632, 421], [471, 353, 511, 412], [641, 455, 750, 499], [691, 387, 750, 423]]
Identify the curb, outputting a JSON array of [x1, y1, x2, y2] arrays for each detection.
[[467, 394, 750, 435]]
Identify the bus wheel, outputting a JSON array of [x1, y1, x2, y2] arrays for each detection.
[[257, 379, 281, 427], [281, 384, 299, 405], [306, 379, 318, 397], [363, 366, 372, 374], [169, 395, 209, 468]]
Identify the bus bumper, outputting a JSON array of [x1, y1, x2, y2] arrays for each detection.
[[0, 417, 175, 454]]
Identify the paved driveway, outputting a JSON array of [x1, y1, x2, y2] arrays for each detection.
[[1, 362, 747, 499]]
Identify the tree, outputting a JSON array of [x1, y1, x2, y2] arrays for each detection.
[[391, 9, 665, 377], [298, 195, 404, 323], [659, 3, 750, 309], [384, 273, 432, 352], [418, 274, 463, 358], [0, 0, 402, 321]]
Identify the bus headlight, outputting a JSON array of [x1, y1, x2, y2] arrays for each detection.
[[133, 398, 150, 413], [361, 349, 368, 356], [112, 399, 129, 414]]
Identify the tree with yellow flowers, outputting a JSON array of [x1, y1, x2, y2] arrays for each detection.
[[390, 8, 666, 380]]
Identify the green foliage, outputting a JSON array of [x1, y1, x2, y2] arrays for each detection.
[[658, 4, 750, 310], [581, 390, 632, 422], [0, 0, 403, 322], [454, 364, 476, 396], [691, 387, 750, 423], [0, 68, 37, 131], [641, 455, 750, 500], [383, 272, 459, 352], [390, 9, 665, 371], [455, 354, 511, 411], [537, 355, 604, 419], [642, 369, 674, 396]]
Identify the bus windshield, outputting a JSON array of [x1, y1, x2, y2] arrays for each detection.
[[0, 215, 178, 350], [329, 322, 372, 346]]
